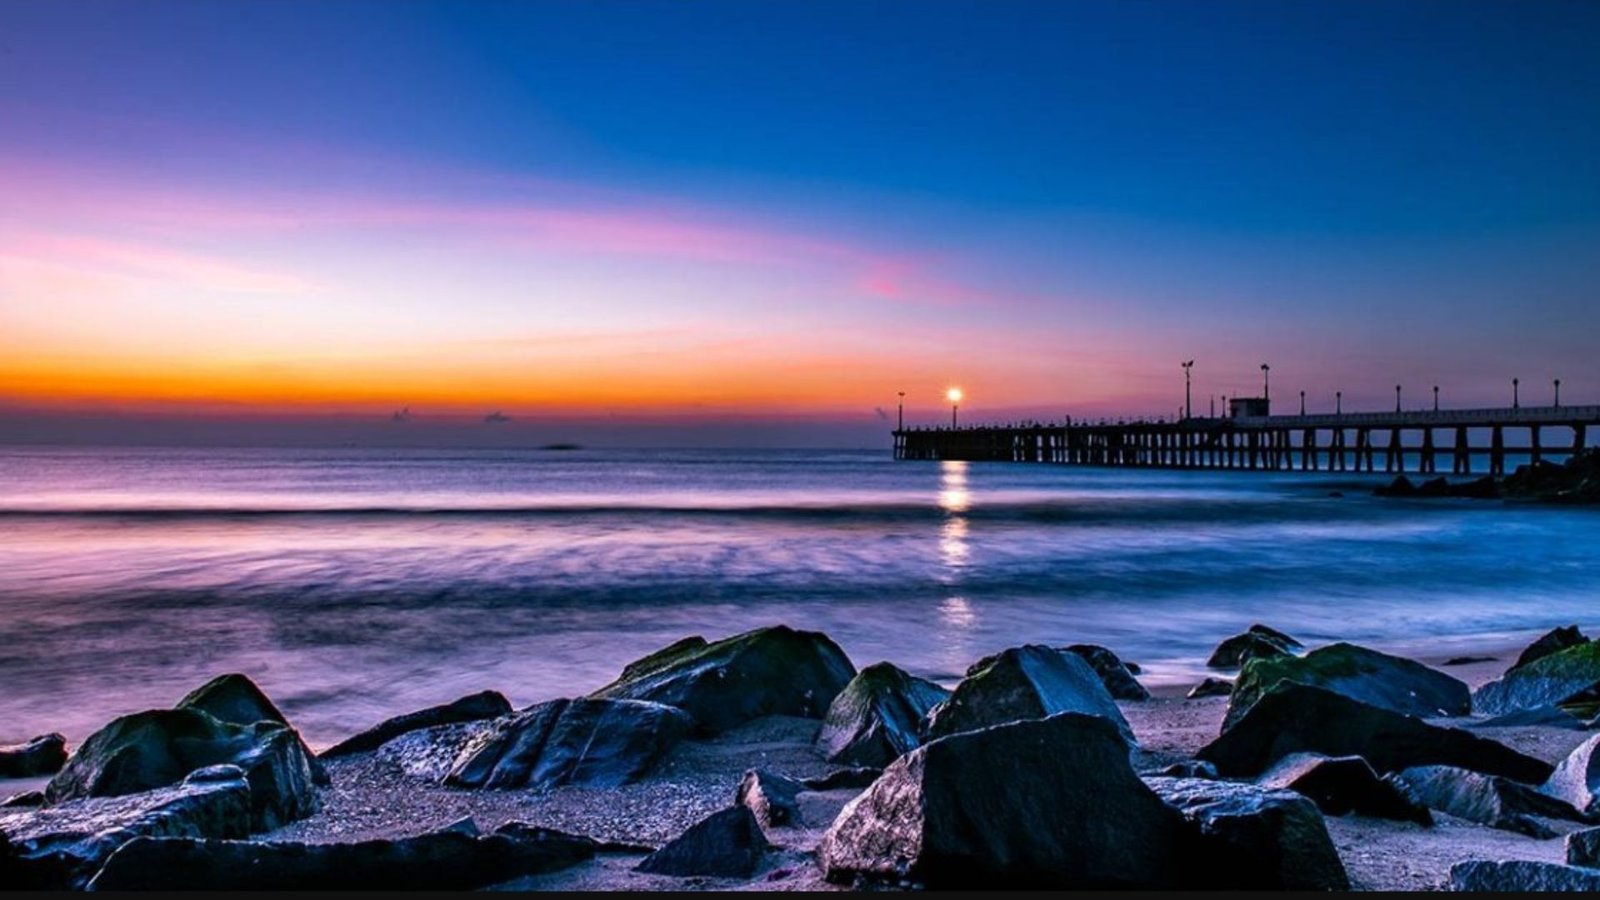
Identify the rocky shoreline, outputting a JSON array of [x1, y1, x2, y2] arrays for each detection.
[[8, 623, 1600, 890]]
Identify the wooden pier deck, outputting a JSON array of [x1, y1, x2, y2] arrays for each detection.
[[893, 405, 1600, 475]]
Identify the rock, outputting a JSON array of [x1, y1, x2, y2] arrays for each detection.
[[321, 690, 513, 758], [1444, 655, 1497, 666], [1450, 859, 1600, 891], [1197, 684, 1552, 783], [0, 734, 67, 778], [1378, 476, 1501, 500], [801, 767, 881, 791], [1512, 626, 1589, 672], [1258, 753, 1431, 824], [1059, 644, 1150, 701], [1187, 678, 1233, 699], [176, 674, 328, 787], [815, 662, 949, 768], [1470, 706, 1591, 730], [590, 626, 855, 734], [1567, 825, 1600, 867], [1159, 760, 1219, 779], [1206, 624, 1302, 669], [1225, 642, 1470, 730], [1542, 734, 1600, 816], [2, 791, 44, 808], [0, 766, 252, 889], [1475, 641, 1600, 716], [735, 769, 804, 828], [634, 807, 770, 878], [1375, 475, 1418, 497], [1391, 765, 1590, 838], [445, 698, 691, 790], [87, 819, 596, 890], [817, 713, 1188, 888], [923, 645, 1134, 744], [1144, 776, 1349, 890], [1502, 448, 1600, 503]]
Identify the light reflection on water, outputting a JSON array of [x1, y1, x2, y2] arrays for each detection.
[[0, 445, 1598, 747]]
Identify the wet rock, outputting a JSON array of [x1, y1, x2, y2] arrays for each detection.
[[923, 645, 1134, 744], [2, 791, 44, 808], [815, 662, 949, 768], [735, 769, 804, 828], [1225, 642, 1470, 730], [1567, 825, 1600, 867], [1206, 624, 1303, 669], [446, 698, 692, 790], [1159, 760, 1219, 779], [177, 674, 328, 786], [1391, 765, 1590, 838], [590, 626, 855, 734], [1145, 776, 1349, 890], [1187, 678, 1233, 699], [1257, 753, 1431, 824], [321, 690, 513, 758], [0, 734, 67, 778], [634, 806, 770, 878], [44, 708, 319, 832], [1502, 448, 1600, 504], [817, 713, 1188, 889], [1542, 734, 1600, 816], [1451, 859, 1600, 891], [1198, 684, 1552, 783], [1375, 475, 1418, 497], [1475, 640, 1600, 716], [87, 819, 597, 890], [801, 767, 881, 791], [0, 766, 252, 889], [1470, 706, 1590, 730], [1443, 655, 1497, 666], [1059, 644, 1150, 701], [1512, 626, 1588, 672]]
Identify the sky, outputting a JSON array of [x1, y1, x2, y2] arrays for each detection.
[[2, 0, 1598, 447]]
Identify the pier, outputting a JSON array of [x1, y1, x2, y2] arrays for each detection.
[[893, 404, 1600, 475]]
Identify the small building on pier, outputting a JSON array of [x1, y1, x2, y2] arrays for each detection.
[[1229, 397, 1270, 418]]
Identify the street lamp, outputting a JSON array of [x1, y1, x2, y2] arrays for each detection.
[[1299, 390, 1306, 416], [1555, 378, 1562, 408], [1513, 378, 1520, 409], [1433, 386, 1439, 412], [1336, 391, 1342, 415], [897, 391, 905, 431], [1182, 360, 1195, 420], [947, 387, 962, 428], [1395, 384, 1402, 413], [1261, 363, 1271, 401]]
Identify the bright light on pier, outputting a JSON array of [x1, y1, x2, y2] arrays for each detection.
[[947, 387, 963, 403]]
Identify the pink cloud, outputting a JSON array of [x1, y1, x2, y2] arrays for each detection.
[[2, 231, 316, 295]]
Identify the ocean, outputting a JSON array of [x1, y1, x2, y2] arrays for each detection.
[[2, 444, 1597, 749]]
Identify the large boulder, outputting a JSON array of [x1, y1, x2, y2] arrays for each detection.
[[177, 674, 328, 786], [1391, 765, 1590, 838], [1450, 860, 1600, 891], [0, 734, 67, 778], [87, 819, 597, 890], [1566, 825, 1600, 867], [1206, 625, 1302, 669], [1198, 684, 1552, 784], [322, 691, 512, 758], [1059, 645, 1150, 701], [923, 646, 1134, 744], [817, 713, 1188, 889], [590, 626, 855, 734], [1542, 733, 1600, 816], [43, 709, 318, 831], [1512, 626, 1589, 672], [1257, 753, 1431, 824], [634, 807, 770, 878], [0, 765, 252, 889], [1225, 642, 1469, 730], [446, 698, 691, 790], [1188, 678, 1233, 699], [734, 769, 804, 828], [815, 662, 949, 768], [1144, 776, 1349, 890], [1474, 641, 1600, 716]]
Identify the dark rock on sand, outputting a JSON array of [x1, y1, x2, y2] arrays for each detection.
[[1566, 825, 1600, 867], [1206, 624, 1302, 669], [1257, 753, 1431, 824], [635, 806, 770, 879], [1542, 734, 1600, 816], [1450, 859, 1600, 891], [2, 790, 44, 808], [815, 662, 949, 768], [1444, 655, 1497, 666], [1475, 640, 1600, 716], [1145, 776, 1349, 891], [1225, 642, 1470, 730], [1187, 677, 1233, 699], [1502, 448, 1600, 503], [44, 708, 319, 831], [1059, 644, 1150, 701], [1159, 760, 1219, 779], [1390, 765, 1590, 838], [923, 645, 1134, 744], [0, 734, 67, 778], [1198, 684, 1553, 783], [802, 767, 881, 791], [818, 713, 1188, 889], [322, 690, 513, 758], [590, 626, 855, 734], [735, 769, 804, 828], [177, 673, 328, 786], [446, 698, 692, 790], [88, 818, 596, 890], [1513, 626, 1589, 672], [0, 765, 252, 889], [1470, 706, 1591, 730]]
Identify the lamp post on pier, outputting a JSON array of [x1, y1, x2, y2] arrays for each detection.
[[947, 387, 962, 428], [1395, 384, 1402, 413], [1433, 385, 1439, 412], [1555, 379, 1562, 408], [1182, 360, 1194, 420], [1299, 390, 1306, 416], [897, 391, 905, 430], [1261, 363, 1271, 401], [1513, 378, 1520, 409], [1336, 391, 1342, 415]]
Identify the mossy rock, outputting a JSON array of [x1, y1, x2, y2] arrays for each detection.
[[1475, 641, 1600, 716], [1225, 642, 1469, 731], [923, 645, 1134, 744], [816, 662, 950, 767]]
